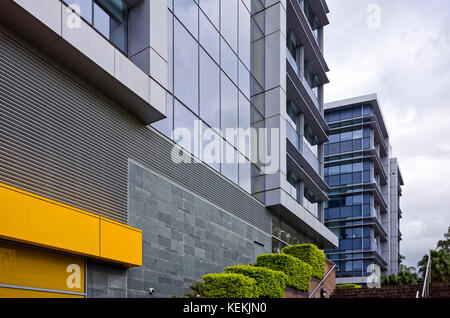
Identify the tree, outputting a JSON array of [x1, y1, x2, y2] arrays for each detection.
[[437, 226, 450, 253], [381, 264, 422, 286], [417, 249, 450, 283]]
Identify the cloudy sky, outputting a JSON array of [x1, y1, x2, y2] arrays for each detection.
[[324, 0, 450, 268]]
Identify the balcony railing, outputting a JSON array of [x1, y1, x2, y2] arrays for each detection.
[[286, 120, 301, 150], [286, 120, 321, 175], [303, 137, 320, 175], [286, 47, 300, 77], [286, 47, 320, 111]]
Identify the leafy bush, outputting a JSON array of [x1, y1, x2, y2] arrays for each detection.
[[381, 265, 423, 286], [281, 244, 326, 279], [225, 265, 288, 298], [254, 254, 312, 291], [336, 284, 361, 289], [202, 273, 259, 298], [183, 280, 206, 298]]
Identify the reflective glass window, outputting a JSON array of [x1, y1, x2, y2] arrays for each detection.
[[221, 72, 239, 146], [239, 154, 251, 193], [200, 49, 220, 129], [199, 0, 219, 29], [201, 121, 221, 172], [222, 140, 239, 184], [174, 100, 200, 158], [238, 0, 251, 68], [69, 0, 92, 23], [200, 11, 219, 62], [174, 20, 199, 114], [221, 38, 238, 84], [220, 0, 238, 52], [174, 0, 198, 38]]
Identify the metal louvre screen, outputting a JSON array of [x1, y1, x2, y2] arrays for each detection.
[[0, 27, 271, 233]]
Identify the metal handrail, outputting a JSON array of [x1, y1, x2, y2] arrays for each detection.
[[308, 264, 337, 298], [417, 253, 431, 298]]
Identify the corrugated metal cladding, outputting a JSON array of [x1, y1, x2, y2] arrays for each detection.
[[0, 28, 272, 233]]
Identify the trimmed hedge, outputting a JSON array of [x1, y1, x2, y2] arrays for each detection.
[[225, 265, 288, 298], [254, 254, 312, 291], [202, 273, 259, 298], [336, 284, 361, 289], [282, 244, 326, 279]]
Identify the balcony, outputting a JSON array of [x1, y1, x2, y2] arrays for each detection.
[[303, 137, 320, 175], [286, 47, 320, 111], [287, 0, 329, 85], [286, 120, 321, 176]]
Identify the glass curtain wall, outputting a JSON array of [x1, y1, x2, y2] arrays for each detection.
[[152, 0, 266, 197]]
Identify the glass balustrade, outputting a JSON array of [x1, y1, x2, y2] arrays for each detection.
[[303, 137, 320, 174]]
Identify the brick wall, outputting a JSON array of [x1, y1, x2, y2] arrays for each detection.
[[331, 282, 450, 298], [430, 282, 450, 298], [284, 259, 337, 298]]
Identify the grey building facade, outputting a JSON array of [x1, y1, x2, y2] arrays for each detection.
[[323, 94, 404, 286], [0, 0, 337, 298]]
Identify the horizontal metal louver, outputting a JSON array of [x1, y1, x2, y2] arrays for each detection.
[[0, 27, 271, 233]]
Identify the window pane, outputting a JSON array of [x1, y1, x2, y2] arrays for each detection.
[[222, 140, 239, 184], [341, 108, 352, 120], [341, 131, 353, 141], [239, 154, 251, 193], [174, 0, 198, 38], [221, 72, 238, 146], [94, 3, 110, 38], [353, 129, 363, 139], [221, 38, 238, 84], [328, 142, 339, 155], [340, 173, 352, 186], [341, 163, 352, 174], [352, 138, 362, 151], [200, 49, 220, 129], [238, 93, 251, 158], [69, 0, 92, 23], [239, 62, 251, 99], [340, 140, 352, 153], [174, 20, 199, 114], [201, 121, 221, 172], [329, 133, 339, 143], [199, 0, 219, 29], [352, 107, 362, 118], [238, 0, 251, 68], [220, 0, 238, 52], [200, 11, 219, 62], [174, 100, 199, 157]]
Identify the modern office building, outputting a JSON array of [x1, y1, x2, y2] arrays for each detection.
[[323, 94, 404, 286], [0, 0, 336, 298]]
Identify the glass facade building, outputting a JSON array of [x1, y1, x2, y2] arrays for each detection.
[[0, 0, 341, 298], [152, 0, 260, 196], [324, 95, 404, 285]]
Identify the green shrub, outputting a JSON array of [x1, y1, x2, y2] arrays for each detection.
[[336, 284, 361, 289], [281, 244, 326, 279], [202, 273, 259, 298], [183, 280, 206, 298], [225, 265, 288, 298], [254, 254, 312, 291]]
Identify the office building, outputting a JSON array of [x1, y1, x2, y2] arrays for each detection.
[[323, 94, 404, 286], [0, 0, 337, 298]]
